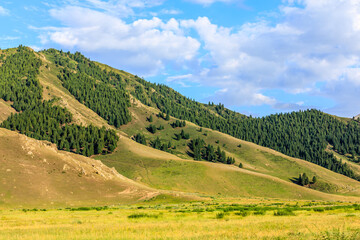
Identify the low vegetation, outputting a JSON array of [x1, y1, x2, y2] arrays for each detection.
[[1, 200, 360, 240]]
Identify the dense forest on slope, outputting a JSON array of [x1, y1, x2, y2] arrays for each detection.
[[36, 48, 360, 180], [42, 49, 132, 128], [130, 76, 359, 180], [0, 46, 118, 156]]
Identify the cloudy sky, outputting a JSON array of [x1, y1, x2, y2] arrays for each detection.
[[1, 0, 360, 117]]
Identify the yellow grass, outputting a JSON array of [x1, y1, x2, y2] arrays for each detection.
[[0, 200, 359, 240]]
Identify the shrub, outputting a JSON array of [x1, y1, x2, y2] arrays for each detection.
[[127, 213, 159, 219], [235, 211, 249, 217], [313, 207, 325, 212], [274, 209, 295, 216], [254, 210, 266, 215]]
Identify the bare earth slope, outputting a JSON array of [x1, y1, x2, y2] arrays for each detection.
[[0, 99, 15, 123], [0, 128, 159, 207]]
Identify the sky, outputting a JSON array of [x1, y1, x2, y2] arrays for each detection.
[[1, 0, 360, 117]]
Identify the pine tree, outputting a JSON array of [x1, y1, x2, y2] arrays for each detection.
[[312, 176, 317, 184]]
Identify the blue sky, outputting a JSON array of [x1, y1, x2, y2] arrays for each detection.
[[1, 0, 360, 117]]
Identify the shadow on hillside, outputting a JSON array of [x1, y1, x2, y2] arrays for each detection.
[[289, 177, 300, 185]]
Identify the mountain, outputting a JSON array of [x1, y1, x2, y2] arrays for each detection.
[[1, 46, 360, 206]]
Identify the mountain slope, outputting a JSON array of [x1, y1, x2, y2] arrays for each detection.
[[37, 48, 360, 198], [0, 128, 160, 207], [97, 101, 360, 199], [89, 52, 360, 181], [1, 46, 360, 206]]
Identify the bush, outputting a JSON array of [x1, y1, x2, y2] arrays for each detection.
[[274, 209, 295, 216], [235, 211, 249, 217], [253, 210, 266, 215], [313, 207, 325, 212], [128, 213, 159, 219]]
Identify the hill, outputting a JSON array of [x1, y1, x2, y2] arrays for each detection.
[[1, 46, 360, 206], [38, 48, 360, 199], [97, 101, 360, 200], [41, 48, 360, 180], [0, 128, 161, 207]]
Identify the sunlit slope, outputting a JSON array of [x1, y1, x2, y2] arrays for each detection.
[[97, 102, 360, 199], [37, 52, 112, 128], [37, 50, 360, 200], [97, 141, 360, 201], [0, 128, 160, 207], [0, 99, 15, 123]]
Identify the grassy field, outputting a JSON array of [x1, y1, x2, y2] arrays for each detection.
[[1, 200, 360, 240]]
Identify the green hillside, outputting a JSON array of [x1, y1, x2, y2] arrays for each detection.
[[39, 47, 360, 199], [1, 46, 360, 205], [39, 48, 360, 181], [97, 102, 360, 199]]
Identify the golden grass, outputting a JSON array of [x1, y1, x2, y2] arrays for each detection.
[[0, 200, 359, 240]]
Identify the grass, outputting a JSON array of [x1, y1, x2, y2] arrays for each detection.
[[97, 147, 347, 200], [0, 200, 359, 240], [113, 101, 360, 198]]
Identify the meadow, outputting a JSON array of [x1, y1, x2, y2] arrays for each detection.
[[1, 199, 360, 240]]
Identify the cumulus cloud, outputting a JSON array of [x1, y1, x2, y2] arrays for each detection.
[[178, 0, 360, 115], [39, 6, 200, 75]]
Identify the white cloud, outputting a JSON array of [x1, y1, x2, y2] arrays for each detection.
[[166, 74, 193, 82], [62, 0, 165, 18], [0, 6, 9, 16], [0, 36, 19, 41], [178, 0, 360, 114], [39, 6, 200, 76], [184, 0, 234, 6], [166, 74, 193, 87]]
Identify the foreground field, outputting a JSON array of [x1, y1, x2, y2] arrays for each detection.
[[1, 200, 360, 240]]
